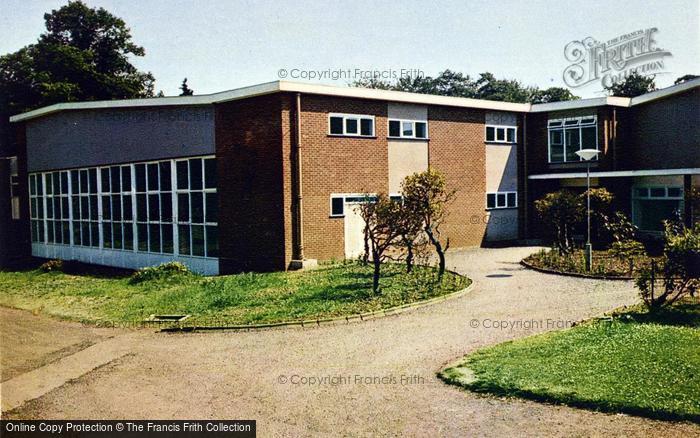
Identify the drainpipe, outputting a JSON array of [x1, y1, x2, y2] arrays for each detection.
[[294, 92, 305, 260]]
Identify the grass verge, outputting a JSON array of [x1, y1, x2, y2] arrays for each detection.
[[0, 261, 469, 327], [439, 301, 700, 422]]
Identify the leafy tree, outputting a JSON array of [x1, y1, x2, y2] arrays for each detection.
[[535, 190, 584, 254], [392, 199, 427, 273], [674, 74, 699, 85], [0, 0, 155, 121], [179, 78, 194, 96], [604, 72, 656, 97], [357, 194, 404, 293], [402, 169, 455, 279], [529, 87, 580, 104], [352, 70, 578, 103]]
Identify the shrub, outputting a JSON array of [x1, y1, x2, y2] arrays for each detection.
[[39, 259, 64, 272], [636, 222, 700, 310], [535, 190, 584, 254], [129, 262, 194, 284]]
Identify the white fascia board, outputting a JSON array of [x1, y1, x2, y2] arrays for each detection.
[[528, 168, 700, 180], [10, 81, 282, 122], [528, 97, 630, 113], [278, 81, 531, 112], [630, 78, 700, 106]]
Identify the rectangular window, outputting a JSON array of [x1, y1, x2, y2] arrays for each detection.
[[328, 114, 374, 137], [632, 186, 684, 232], [485, 125, 516, 144], [388, 119, 428, 139], [548, 116, 598, 163], [486, 191, 518, 210], [28, 155, 216, 259], [9, 157, 20, 219], [330, 196, 344, 217]]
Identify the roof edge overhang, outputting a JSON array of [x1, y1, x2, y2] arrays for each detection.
[[528, 168, 700, 180], [10, 77, 700, 123]]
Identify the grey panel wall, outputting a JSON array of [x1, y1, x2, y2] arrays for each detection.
[[26, 106, 215, 171]]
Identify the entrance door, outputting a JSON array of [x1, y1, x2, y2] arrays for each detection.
[[344, 203, 366, 259]]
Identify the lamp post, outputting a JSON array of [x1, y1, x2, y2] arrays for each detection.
[[575, 149, 600, 271]]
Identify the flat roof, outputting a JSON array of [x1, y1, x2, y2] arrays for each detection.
[[10, 77, 700, 123], [528, 168, 700, 180]]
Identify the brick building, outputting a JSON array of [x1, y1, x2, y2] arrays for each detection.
[[2, 79, 698, 274]]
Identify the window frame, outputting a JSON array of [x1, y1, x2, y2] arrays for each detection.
[[328, 113, 375, 137], [547, 116, 598, 163], [485, 191, 518, 210], [631, 185, 685, 232], [485, 125, 517, 144], [387, 119, 428, 139], [329, 193, 398, 218]]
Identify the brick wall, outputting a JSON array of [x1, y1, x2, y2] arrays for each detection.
[[215, 94, 288, 272], [297, 95, 389, 261], [427, 106, 487, 247]]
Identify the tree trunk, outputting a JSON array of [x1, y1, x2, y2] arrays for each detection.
[[405, 238, 414, 273], [372, 254, 381, 294], [426, 227, 446, 280]]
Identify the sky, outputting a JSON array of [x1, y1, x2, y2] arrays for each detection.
[[1, 0, 698, 98]]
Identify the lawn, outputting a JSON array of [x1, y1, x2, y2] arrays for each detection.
[[0, 261, 469, 327], [440, 301, 700, 422]]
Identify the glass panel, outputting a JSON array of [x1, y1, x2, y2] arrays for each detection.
[[62, 221, 70, 243], [123, 196, 133, 221], [189, 159, 203, 190], [389, 120, 401, 137], [147, 163, 159, 191], [89, 169, 97, 194], [507, 192, 517, 207], [581, 126, 597, 150], [486, 193, 496, 209], [205, 193, 217, 223], [47, 222, 54, 243], [178, 193, 190, 221], [402, 121, 413, 137], [635, 199, 683, 232], [89, 195, 98, 219], [53, 173, 60, 194], [46, 199, 53, 219], [497, 193, 507, 207], [45, 174, 52, 195], [81, 222, 90, 246], [148, 194, 160, 221], [415, 122, 427, 138], [162, 224, 173, 254], [137, 194, 147, 222], [360, 118, 373, 136], [80, 197, 89, 220], [506, 128, 515, 143], [123, 224, 133, 250], [191, 192, 204, 223], [54, 198, 61, 219], [565, 128, 580, 161], [61, 172, 69, 194], [62, 198, 69, 218], [30, 175, 36, 195], [635, 187, 649, 198], [73, 221, 81, 245], [192, 225, 205, 256], [149, 224, 161, 253], [161, 193, 172, 222], [177, 161, 189, 190], [36, 175, 43, 195], [204, 159, 217, 189], [111, 167, 121, 192], [135, 164, 146, 192], [103, 222, 112, 248], [30, 198, 37, 218], [178, 225, 190, 255], [331, 197, 344, 216], [486, 126, 495, 142], [345, 118, 358, 134], [72, 197, 80, 220], [650, 187, 666, 197], [101, 168, 111, 193], [667, 187, 682, 198], [206, 226, 218, 257], [121, 166, 131, 192], [329, 116, 343, 134], [71, 170, 79, 194], [102, 196, 111, 220], [113, 223, 122, 249], [159, 161, 171, 191], [112, 195, 121, 221], [496, 128, 505, 141], [90, 222, 99, 247], [137, 224, 148, 251]]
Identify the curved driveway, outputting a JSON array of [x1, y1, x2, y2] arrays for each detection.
[[6, 247, 700, 436]]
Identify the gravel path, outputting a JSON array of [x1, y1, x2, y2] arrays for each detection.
[[4, 247, 699, 436]]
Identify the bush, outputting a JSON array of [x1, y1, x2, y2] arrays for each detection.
[[39, 259, 64, 272], [129, 262, 194, 284], [535, 190, 584, 253], [636, 222, 700, 310]]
